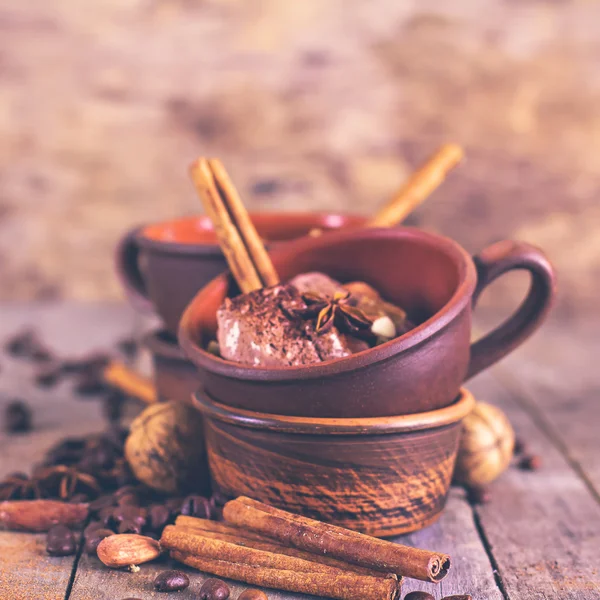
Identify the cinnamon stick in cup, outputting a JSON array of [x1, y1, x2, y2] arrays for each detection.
[[223, 496, 450, 583], [368, 143, 463, 228], [189, 158, 279, 293]]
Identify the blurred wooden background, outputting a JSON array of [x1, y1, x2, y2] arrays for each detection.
[[0, 0, 598, 319]]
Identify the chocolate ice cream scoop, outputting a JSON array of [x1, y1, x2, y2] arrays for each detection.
[[216, 284, 368, 367]]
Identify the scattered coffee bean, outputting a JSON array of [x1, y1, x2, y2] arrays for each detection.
[[513, 437, 527, 455], [441, 595, 472, 600], [84, 528, 114, 554], [113, 505, 147, 526], [35, 363, 63, 388], [4, 400, 32, 433], [74, 372, 109, 397], [89, 494, 115, 514], [46, 525, 77, 556], [116, 492, 138, 507], [84, 521, 106, 537], [181, 495, 211, 519], [238, 590, 268, 600], [403, 592, 435, 600], [5, 329, 52, 362], [102, 391, 126, 423], [154, 570, 190, 592], [210, 491, 232, 507], [199, 578, 230, 600], [116, 337, 138, 359], [70, 493, 90, 503], [165, 497, 184, 515], [519, 454, 542, 471], [466, 485, 491, 505], [149, 504, 171, 531], [118, 519, 143, 534]]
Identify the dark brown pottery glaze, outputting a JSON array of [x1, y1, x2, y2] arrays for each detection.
[[194, 386, 476, 536], [179, 228, 556, 418], [117, 213, 365, 333], [142, 329, 200, 404]]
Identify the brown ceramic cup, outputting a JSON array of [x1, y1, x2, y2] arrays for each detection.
[[179, 228, 555, 418], [194, 386, 476, 536], [142, 330, 200, 404], [116, 213, 365, 333]]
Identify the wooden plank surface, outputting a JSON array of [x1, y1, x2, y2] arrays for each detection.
[[0, 304, 138, 600], [1, 304, 599, 600], [468, 370, 600, 600]]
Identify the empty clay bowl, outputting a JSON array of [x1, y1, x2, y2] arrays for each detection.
[[143, 330, 200, 404], [117, 213, 365, 333], [179, 228, 555, 418], [194, 386, 476, 536]]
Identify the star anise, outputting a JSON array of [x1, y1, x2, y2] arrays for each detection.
[[291, 291, 374, 336], [0, 473, 43, 501], [34, 465, 101, 501]]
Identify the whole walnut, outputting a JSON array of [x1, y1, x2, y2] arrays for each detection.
[[454, 402, 515, 487], [125, 402, 208, 494]]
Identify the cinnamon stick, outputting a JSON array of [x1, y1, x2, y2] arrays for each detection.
[[170, 550, 400, 600], [209, 159, 279, 287], [173, 517, 381, 576], [368, 143, 463, 228], [223, 496, 450, 583], [103, 361, 157, 404], [189, 158, 279, 293]]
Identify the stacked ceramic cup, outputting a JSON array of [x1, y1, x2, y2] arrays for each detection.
[[116, 213, 366, 404], [175, 226, 555, 536]]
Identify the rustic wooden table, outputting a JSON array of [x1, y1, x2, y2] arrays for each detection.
[[0, 304, 598, 600]]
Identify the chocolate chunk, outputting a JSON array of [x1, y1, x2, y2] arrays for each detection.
[[46, 525, 77, 556], [84, 528, 114, 554]]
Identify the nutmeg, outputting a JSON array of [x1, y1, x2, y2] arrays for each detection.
[[454, 402, 515, 487], [124, 401, 208, 495]]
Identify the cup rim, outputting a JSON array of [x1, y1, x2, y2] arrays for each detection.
[[134, 212, 367, 256], [193, 386, 474, 435], [178, 227, 477, 380], [142, 329, 187, 361]]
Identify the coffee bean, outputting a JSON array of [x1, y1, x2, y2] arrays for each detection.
[[466, 485, 491, 505], [4, 401, 32, 433], [118, 519, 142, 534], [74, 372, 109, 397], [165, 497, 184, 515], [519, 454, 542, 471], [513, 437, 527, 455], [103, 391, 126, 423], [149, 504, 170, 532], [35, 364, 63, 388], [84, 521, 106, 537], [6, 329, 51, 362], [83, 528, 114, 554], [153, 570, 190, 592], [99, 506, 118, 528], [199, 578, 230, 600], [116, 492, 139, 507], [46, 525, 77, 556], [116, 338, 138, 359], [210, 491, 232, 507], [113, 505, 147, 526], [89, 494, 115, 514], [70, 493, 90, 503], [441, 595, 472, 600], [403, 593, 434, 600], [238, 589, 268, 600], [181, 495, 211, 519]]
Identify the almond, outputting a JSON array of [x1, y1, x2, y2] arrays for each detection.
[[97, 534, 161, 568]]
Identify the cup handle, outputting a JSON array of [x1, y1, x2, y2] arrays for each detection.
[[466, 240, 556, 380], [114, 227, 154, 312]]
